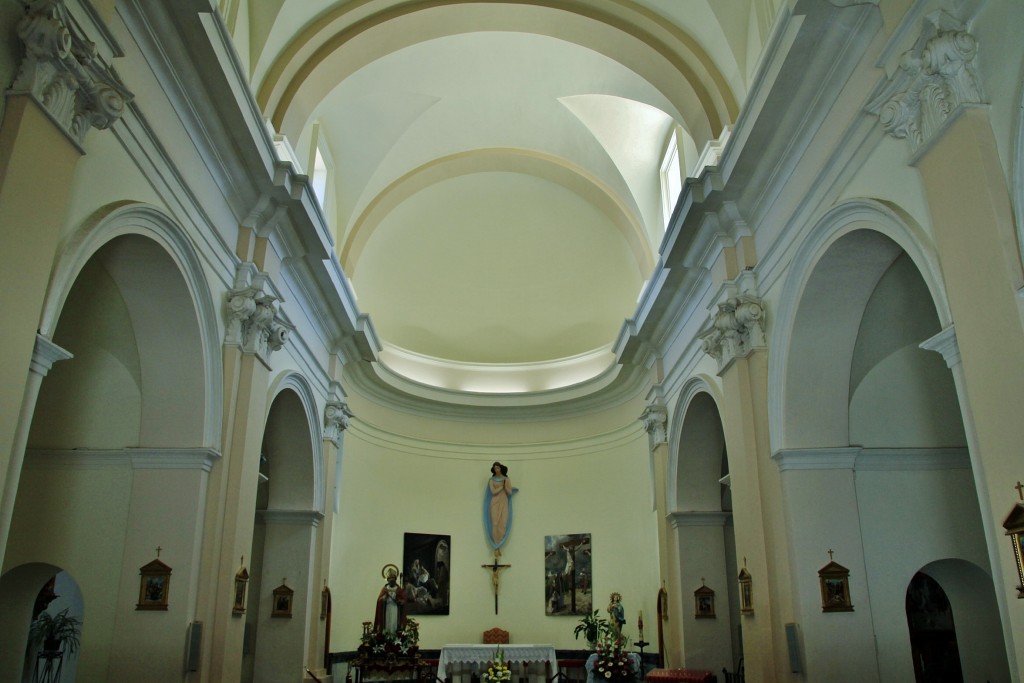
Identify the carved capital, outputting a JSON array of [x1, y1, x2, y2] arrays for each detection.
[[868, 14, 982, 154], [10, 0, 132, 147], [699, 294, 766, 372], [323, 401, 353, 447], [640, 404, 668, 449], [224, 264, 290, 360]]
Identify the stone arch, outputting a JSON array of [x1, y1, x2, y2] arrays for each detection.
[[37, 202, 221, 447], [768, 199, 950, 452], [0, 563, 77, 682], [668, 376, 727, 511], [259, 0, 737, 146], [263, 371, 325, 513]]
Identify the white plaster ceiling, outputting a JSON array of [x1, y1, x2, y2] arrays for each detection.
[[245, 0, 755, 393]]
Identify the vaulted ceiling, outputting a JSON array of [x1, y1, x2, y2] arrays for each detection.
[[229, 0, 772, 394]]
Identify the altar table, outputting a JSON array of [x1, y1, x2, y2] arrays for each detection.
[[438, 644, 558, 683], [644, 668, 716, 683]]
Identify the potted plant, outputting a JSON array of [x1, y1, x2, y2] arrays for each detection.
[[29, 608, 81, 656], [573, 610, 610, 647]]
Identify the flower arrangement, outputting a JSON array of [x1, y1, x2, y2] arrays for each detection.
[[592, 633, 634, 683], [482, 647, 512, 683], [359, 618, 420, 657]]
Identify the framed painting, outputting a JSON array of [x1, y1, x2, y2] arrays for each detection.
[[402, 533, 451, 615], [137, 558, 171, 611], [694, 583, 715, 619], [544, 533, 592, 616], [818, 560, 854, 612], [272, 583, 294, 618]]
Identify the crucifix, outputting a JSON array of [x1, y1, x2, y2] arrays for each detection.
[[481, 556, 511, 614]]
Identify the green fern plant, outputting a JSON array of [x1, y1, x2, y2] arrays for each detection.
[[29, 608, 82, 655]]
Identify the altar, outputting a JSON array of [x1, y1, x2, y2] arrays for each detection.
[[438, 644, 558, 683]]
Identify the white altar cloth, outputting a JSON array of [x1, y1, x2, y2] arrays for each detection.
[[438, 644, 558, 682]]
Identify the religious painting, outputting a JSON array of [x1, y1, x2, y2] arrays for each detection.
[[136, 558, 171, 611], [818, 560, 854, 612], [402, 532, 451, 615], [545, 533, 592, 615], [272, 583, 294, 618], [738, 568, 753, 615], [694, 583, 715, 619]]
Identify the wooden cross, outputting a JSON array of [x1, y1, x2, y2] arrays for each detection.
[[155, 546, 162, 558], [1015, 481, 1024, 502], [482, 557, 511, 614], [827, 549, 834, 561]]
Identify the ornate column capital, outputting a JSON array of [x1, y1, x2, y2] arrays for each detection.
[[640, 404, 668, 450], [9, 0, 132, 148], [323, 400, 353, 447], [867, 12, 982, 155], [224, 263, 291, 362], [699, 293, 766, 373]]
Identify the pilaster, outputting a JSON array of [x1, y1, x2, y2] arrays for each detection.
[[699, 277, 792, 682], [197, 262, 289, 682], [640, 401, 672, 664], [0, 0, 128, 567], [869, 14, 1024, 674]]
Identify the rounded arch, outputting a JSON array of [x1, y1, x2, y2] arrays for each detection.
[[908, 558, 1011, 683], [1013, 72, 1024, 269], [667, 375, 726, 511], [0, 563, 73, 681], [768, 199, 951, 452], [259, 0, 737, 146], [38, 202, 222, 448], [341, 148, 654, 276], [265, 372, 326, 513]]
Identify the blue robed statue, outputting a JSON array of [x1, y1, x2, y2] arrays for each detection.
[[483, 461, 518, 552]]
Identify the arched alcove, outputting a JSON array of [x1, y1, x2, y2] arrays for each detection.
[[668, 384, 738, 673]]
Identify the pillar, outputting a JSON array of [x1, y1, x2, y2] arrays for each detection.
[[0, 0, 129, 568]]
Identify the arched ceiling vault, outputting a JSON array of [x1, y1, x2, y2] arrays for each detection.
[[241, 0, 750, 396]]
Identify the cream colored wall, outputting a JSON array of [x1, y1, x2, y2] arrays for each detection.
[[329, 403, 661, 651]]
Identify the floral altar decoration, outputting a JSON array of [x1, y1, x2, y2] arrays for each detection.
[[592, 633, 635, 683], [358, 618, 420, 659], [482, 647, 512, 683]]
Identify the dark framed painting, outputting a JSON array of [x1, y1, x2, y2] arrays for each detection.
[[137, 558, 171, 611], [272, 583, 294, 618], [402, 533, 451, 615], [544, 533, 592, 615]]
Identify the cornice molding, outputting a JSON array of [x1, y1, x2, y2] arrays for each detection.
[[256, 509, 324, 526], [919, 325, 960, 369], [346, 416, 645, 460], [772, 447, 970, 472], [25, 447, 221, 471], [668, 511, 732, 528], [30, 334, 73, 377]]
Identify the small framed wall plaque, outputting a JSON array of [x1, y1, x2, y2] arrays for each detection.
[[272, 582, 294, 618], [818, 553, 854, 612], [320, 584, 331, 620], [137, 556, 172, 611], [232, 562, 249, 616], [694, 581, 716, 619], [738, 567, 754, 615]]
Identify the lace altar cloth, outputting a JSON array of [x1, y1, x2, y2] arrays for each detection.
[[438, 645, 558, 681]]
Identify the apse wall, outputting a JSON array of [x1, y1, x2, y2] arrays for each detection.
[[329, 398, 659, 651]]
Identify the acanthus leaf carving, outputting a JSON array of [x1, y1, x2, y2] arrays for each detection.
[[11, 0, 132, 147], [699, 294, 766, 373], [867, 13, 982, 154], [224, 264, 290, 361], [640, 404, 668, 450], [323, 401, 354, 447]]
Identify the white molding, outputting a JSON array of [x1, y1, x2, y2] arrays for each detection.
[[772, 447, 971, 472], [854, 447, 970, 471], [25, 448, 220, 471], [346, 417, 645, 461], [919, 325, 960, 369], [772, 448, 861, 472], [668, 511, 732, 528], [30, 335, 73, 377], [257, 509, 324, 527]]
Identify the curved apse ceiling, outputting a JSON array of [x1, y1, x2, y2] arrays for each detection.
[[254, 1, 742, 397]]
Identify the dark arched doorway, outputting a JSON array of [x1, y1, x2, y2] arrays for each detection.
[[906, 571, 962, 683]]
